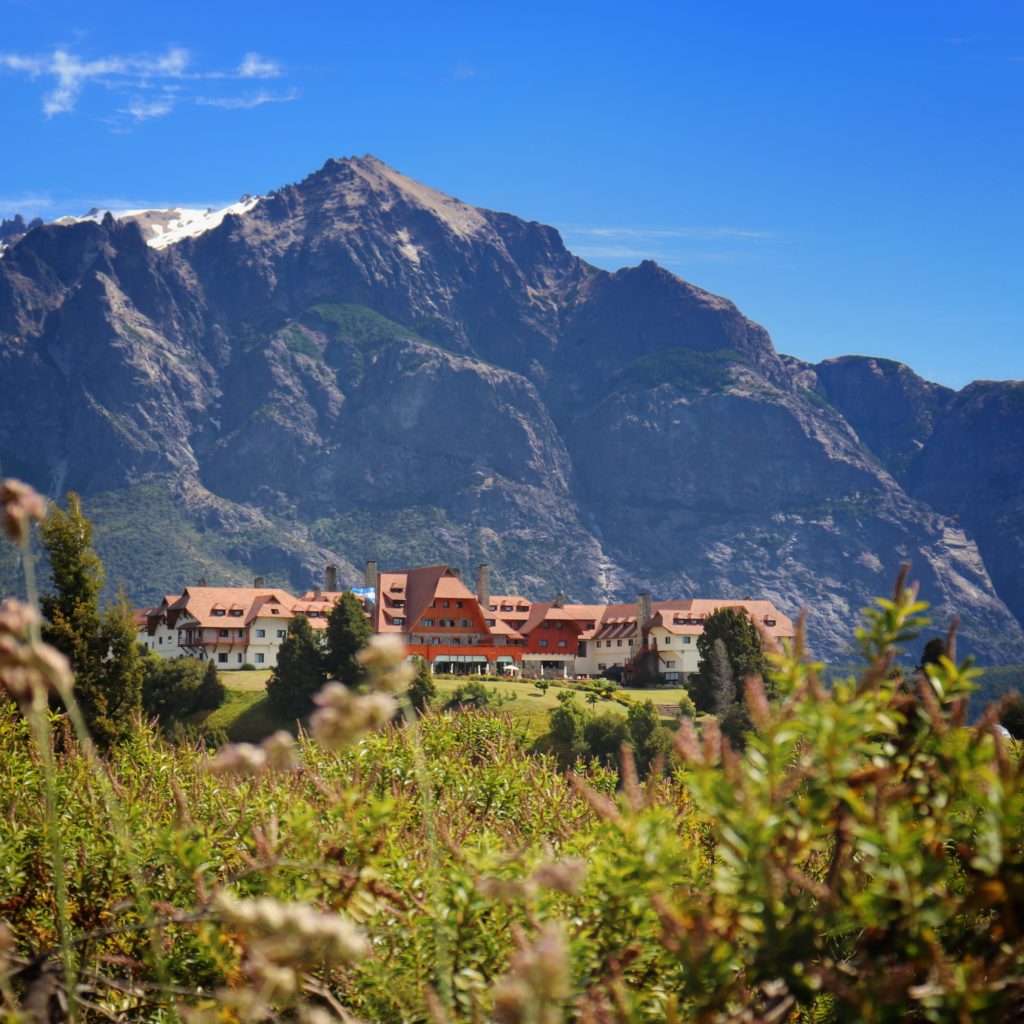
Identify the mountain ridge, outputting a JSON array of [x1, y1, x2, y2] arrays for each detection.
[[1, 154, 1022, 661]]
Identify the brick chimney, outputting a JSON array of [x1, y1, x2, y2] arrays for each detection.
[[554, 591, 566, 608], [476, 563, 491, 609], [253, 576, 266, 587], [364, 560, 378, 588], [325, 564, 338, 592], [198, 577, 208, 587]]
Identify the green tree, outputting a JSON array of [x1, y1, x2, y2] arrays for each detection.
[[407, 655, 436, 714], [442, 680, 507, 712], [40, 494, 142, 748], [627, 699, 674, 775], [583, 711, 630, 768], [142, 656, 225, 730], [323, 592, 373, 687], [689, 608, 768, 714], [918, 636, 947, 673], [267, 615, 326, 718], [547, 694, 590, 769]]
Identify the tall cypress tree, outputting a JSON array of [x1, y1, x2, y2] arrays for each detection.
[[40, 493, 142, 748], [323, 591, 373, 687], [267, 614, 326, 717]]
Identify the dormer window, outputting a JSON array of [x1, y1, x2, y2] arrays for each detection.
[[271, 608, 279, 615], [229, 609, 243, 617], [212, 609, 226, 617]]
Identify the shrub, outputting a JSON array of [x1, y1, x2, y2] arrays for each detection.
[[141, 656, 224, 729]]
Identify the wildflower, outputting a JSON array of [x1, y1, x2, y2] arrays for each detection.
[[310, 682, 397, 750], [480, 859, 587, 902], [531, 858, 587, 895], [206, 742, 268, 776], [492, 923, 570, 1024], [0, 479, 46, 545], [215, 892, 369, 966], [206, 730, 303, 776], [356, 634, 416, 693], [0, 599, 72, 711], [262, 730, 299, 772]]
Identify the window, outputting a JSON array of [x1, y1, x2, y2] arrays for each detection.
[[616, 639, 622, 647], [538, 639, 548, 647], [460, 619, 470, 628], [486, 619, 495, 626], [683, 637, 692, 645], [255, 653, 265, 664], [666, 660, 676, 668], [662, 636, 671, 646], [271, 608, 279, 615], [393, 617, 406, 625], [229, 610, 242, 617], [237, 654, 243, 663], [219, 629, 229, 637], [765, 618, 776, 627], [442, 601, 450, 608], [557, 640, 567, 648], [237, 629, 245, 638], [212, 609, 226, 617], [218, 653, 228, 663], [555, 621, 563, 630], [598, 663, 607, 671], [422, 619, 433, 627], [255, 629, 265, 638], [456, 601, 463, 608], [276, 629, 287, 639]]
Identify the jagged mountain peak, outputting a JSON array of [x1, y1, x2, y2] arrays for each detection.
[[2, 155, 1023, 662]]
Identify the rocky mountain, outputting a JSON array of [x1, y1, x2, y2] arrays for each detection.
[[1, 155, 1022, 661]]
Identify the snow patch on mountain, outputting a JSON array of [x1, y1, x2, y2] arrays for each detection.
[[50, 197, 263, 249]]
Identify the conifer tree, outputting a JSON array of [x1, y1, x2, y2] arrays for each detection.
[[323, 591, 373, 687], [407, 654, 436, 713], [689, 608, 768, 714], [39, 493, 142, 748], [267, 614, 326, 717]]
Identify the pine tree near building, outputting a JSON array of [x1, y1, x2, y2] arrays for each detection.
[[689, 608, 769, 714], [39, 493, 142, 748], [323, 592, 373, 687], [267, 614, 327, 718]]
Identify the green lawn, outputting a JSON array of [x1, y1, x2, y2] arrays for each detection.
[[220, 668, 273, 692], [205, 670, 687, 743]]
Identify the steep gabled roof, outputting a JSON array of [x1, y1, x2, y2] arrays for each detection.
[[168, 586, 298, 629]]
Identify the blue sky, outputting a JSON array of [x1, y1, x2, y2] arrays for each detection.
[[1, 0, 1021, 389]]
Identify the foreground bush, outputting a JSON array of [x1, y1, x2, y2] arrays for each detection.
[[3, 481, 1024, 1021]]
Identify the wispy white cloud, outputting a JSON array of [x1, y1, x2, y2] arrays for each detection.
[[0, 45, 294, 126], [196, 87, 299, 110], [560, 223, 785, 270], [119, 94, 176, 122], [560, 224, 778, 242], [237, 52, 282, 78]]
